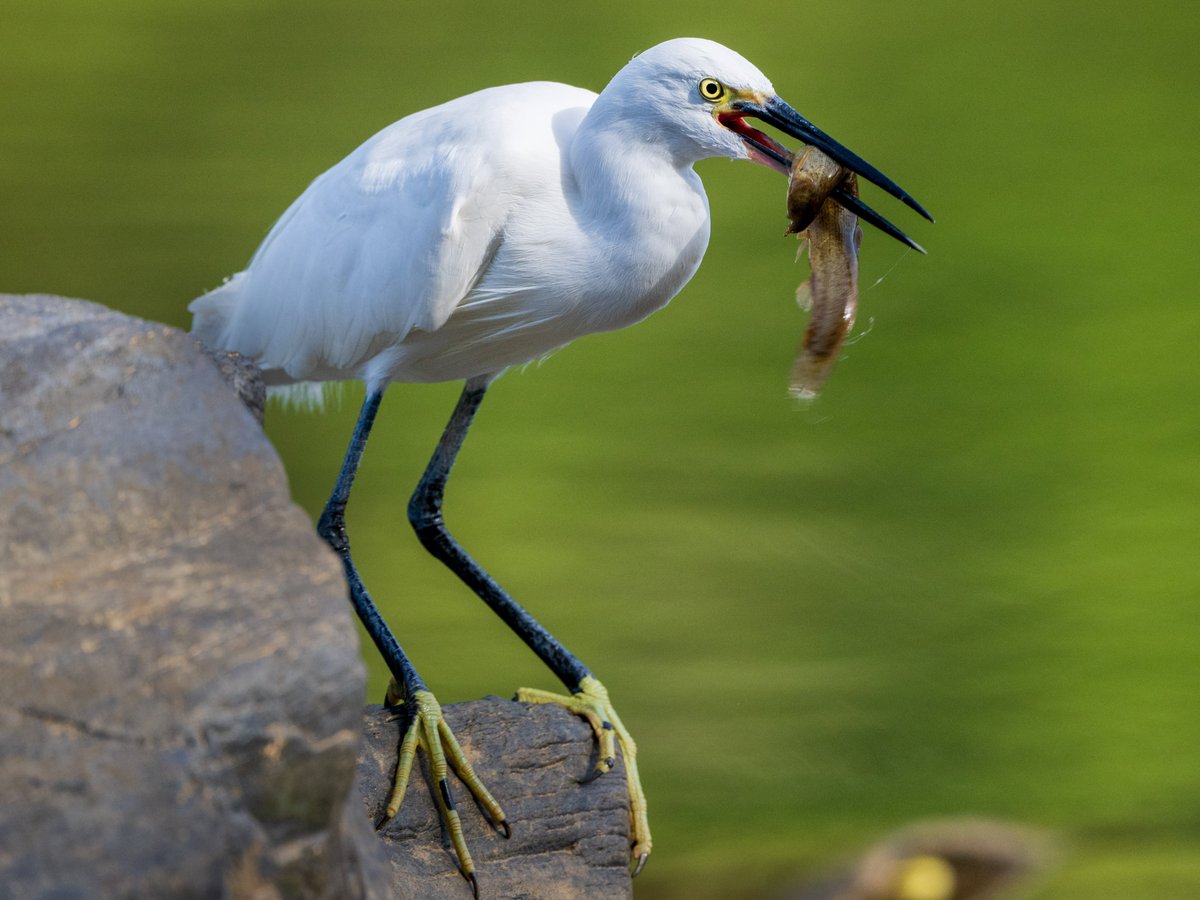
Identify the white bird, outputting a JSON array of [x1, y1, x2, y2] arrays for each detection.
[[190, 37, 929, 893]]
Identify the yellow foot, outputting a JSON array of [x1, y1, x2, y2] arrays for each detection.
[[516, 675, 651, 875], [378, 681, 509, 895]]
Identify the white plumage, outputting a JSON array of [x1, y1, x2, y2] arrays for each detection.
[[186, 39, 930, 885], [189, 38, 777, 390]]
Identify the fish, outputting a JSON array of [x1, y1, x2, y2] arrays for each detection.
[[786, 146, 863, 399], [786, 144, 847, 236]]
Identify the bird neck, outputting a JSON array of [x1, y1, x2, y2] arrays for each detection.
[[568, 97, 706, 224]]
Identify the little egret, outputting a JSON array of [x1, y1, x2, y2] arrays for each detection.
[[190, 37, 929, 891]]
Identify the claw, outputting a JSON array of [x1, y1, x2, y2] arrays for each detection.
[[515, 676, 652, 870], [580, 765, 606, 785], [581, 744, 616, 783], [632, 852, 649, 878], [497, 819, 512, 840], [376, 689, 507, 888]]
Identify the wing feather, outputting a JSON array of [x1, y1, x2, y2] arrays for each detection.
[[189, 82, 599, 385], [190, 97, 509, 382]]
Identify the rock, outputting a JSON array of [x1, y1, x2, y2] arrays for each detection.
[[0, 295, 635, 899], [359, 698, 634, 899], [199, 344, 268, 425], [779, 818, 1051, 900], [0, 295, 377, 897]]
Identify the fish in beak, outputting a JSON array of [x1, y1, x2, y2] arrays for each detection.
[[719, 94, 932, 252]]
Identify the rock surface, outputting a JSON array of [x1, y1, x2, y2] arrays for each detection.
[[0, 294, 376, 897], [360, 697, 634, 900], [0, 295, 633, 899], [201, 345, 268, 425]]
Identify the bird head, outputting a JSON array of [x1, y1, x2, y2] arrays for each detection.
[[606, 38, 932, 241]]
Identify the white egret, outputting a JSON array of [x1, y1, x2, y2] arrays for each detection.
[[190, 37, 929, 892]]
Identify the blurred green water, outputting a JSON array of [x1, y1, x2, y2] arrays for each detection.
[[3, 0, 1198, 895]]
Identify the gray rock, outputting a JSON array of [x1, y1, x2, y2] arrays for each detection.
[[0, 295, 635, 899], [0, 295, 376, 898], [199, 344, 267, 425]]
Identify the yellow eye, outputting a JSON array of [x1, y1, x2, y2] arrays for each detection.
[[698, 78, 724, 102]]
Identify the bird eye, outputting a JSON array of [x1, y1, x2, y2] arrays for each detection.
[[698, 78, 724, 102]]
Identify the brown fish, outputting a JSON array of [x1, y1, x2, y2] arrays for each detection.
[[787, 148, 862, 399], [786, 145, 847, 235]]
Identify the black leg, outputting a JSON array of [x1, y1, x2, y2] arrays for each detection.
[[316, 388, 506, 892], [407, 375, 592, 692], [316, 389, 426, 698], [410, 376, 653, 871]]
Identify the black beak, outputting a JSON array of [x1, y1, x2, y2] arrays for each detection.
[[731, 95, 933, 250]]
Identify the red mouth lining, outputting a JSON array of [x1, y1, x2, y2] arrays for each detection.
[[717, 112, 795, 173]]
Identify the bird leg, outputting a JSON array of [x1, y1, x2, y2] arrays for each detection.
[[408, 376, 653, 873], [317, 389, 506, 894]]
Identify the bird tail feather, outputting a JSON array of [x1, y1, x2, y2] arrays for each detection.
[[266, 381, 344, 412], [188, 273, 245, 349]]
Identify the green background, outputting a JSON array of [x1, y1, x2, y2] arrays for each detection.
[[3, 1, 1197, 895]]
